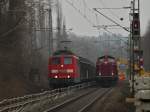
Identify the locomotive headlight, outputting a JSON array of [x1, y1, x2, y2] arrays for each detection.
[[67, 75, 71, 78], [99, 72, 101, 76], [66, 69, 73, 73], [51, 69, 58, 73], [104, 61, 108, 64], [112, 72, 114, 76], [54, 75, 58, 78]]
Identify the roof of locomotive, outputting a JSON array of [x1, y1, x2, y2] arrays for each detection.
[[52, 50, 95, 66], [53, 50, 75, 55], [98, 55, 115, 60]]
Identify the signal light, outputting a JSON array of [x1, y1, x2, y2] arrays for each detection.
[[139, 58, 144, 69], [104, 61, 108, 64], [133, 21, 139, 29], [112, 72, 114, 76], [67, 75, 71, 78], [99, 72, 101, 76], [132, 13, 140, 37], [132, 20, 140, 35], [132, 21, 140, 36]]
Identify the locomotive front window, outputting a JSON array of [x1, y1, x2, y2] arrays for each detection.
[[64, 57, 72, 64], [52, 57, 61, 64]]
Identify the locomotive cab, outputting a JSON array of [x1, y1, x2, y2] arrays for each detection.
[[48, 55, 80, 86], [96, 55, 118, 85], [48, 50, 96, 87]]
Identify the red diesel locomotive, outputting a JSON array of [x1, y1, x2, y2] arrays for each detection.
[[96, 55, 118, 85], [48, 50, 95, 87]]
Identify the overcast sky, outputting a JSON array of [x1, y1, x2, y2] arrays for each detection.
[[60, 0, 150, 37]]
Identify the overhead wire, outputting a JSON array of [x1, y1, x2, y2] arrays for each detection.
[[65, 0, 95, 26], [94, 9, 130, 32], [95, 12, 128, 45], [97, 0, 130, 29], [80, 0, 129, 33], [65, 0, 129, 38], [103, 28, 128, 45], [66, 0, 122, 39], [97, 0, 121, 20], [63, 0, 129, 56], [65, 0, 103, 29]]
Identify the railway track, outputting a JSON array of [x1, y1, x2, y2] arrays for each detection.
[[0, 82, 95, 112], [44, 87, 113, 112]]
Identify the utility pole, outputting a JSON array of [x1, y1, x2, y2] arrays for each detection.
[[56, 0, 62, 51], [131, 0, 135, 95], [129, 12, 132, 81], [130, 0, 141, 94], [48, 0, 53, 56], [30, 3, 37, 50]]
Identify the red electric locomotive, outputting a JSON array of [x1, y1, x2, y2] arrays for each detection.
[[48, 50, 95, 87], [96, 55, 118, 85]]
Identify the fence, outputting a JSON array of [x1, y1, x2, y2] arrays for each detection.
[[0, 82, 95, 112]]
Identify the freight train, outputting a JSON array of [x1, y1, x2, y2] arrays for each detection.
[[48, 50, 96, 87], [96, 55, 118, 85]]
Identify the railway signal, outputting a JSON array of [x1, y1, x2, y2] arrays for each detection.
[[129, 0, 143, 95], [132, 13, 140, 38], [139, 57, 143, 69]]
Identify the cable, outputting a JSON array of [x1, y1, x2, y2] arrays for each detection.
[[97, 0, 121, 20], [65, 0, 129, 41], [103, 28, 128, 45], [65, 0, 95, 26], [93, 8, 130, 32]]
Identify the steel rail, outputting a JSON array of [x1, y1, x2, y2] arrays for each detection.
[[44, 88, 98, 112], [0, 82, 95, 112], [44, 87, 110, 112], [77, 88, 113, 112]]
